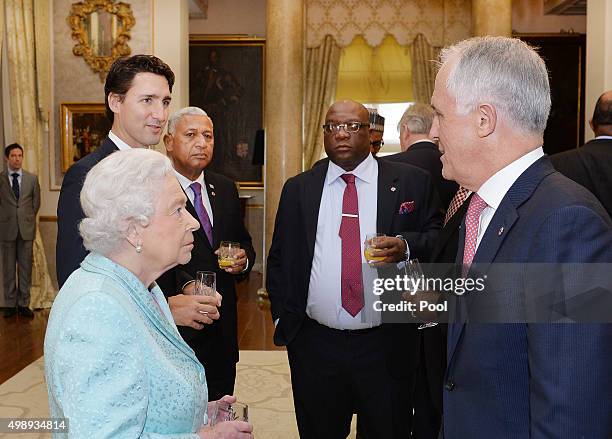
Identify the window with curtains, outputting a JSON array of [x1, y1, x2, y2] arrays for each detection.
[[334, 35, 414, 155]]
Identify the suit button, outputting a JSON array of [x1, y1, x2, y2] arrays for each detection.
[[445, 380, 456, 391]]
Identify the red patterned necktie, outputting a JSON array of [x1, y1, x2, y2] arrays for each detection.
[[462, 193, 488, 276], [444, 186, 470, 225], [339, 174, 364, 317]]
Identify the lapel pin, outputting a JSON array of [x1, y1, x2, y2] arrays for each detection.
[[209, 183, 215, 188], [498, 226, 504, 236], [391, 187, 396, 192], [211, 192, 216, 197]]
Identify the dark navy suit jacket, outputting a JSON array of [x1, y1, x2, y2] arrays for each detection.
[[444, 157, 612, 438], [56, 137, 118, 287]]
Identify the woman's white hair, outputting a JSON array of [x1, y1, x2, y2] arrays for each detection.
[[167, 106, 210, 135], [79, 149, 174, 255], [439, 36, 551, 135]]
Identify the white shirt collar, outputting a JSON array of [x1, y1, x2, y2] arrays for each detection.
[[173, 169, 205, 192], [8, 167, 22, 176], [409, 139, 436, 147], [477, 147, 544, 210], [326, 153, 377, 185], [108, 130, 134, 151], [594, 135, 612, 140]]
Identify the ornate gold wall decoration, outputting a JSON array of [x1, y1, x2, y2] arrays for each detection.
[[306, 0, 471, 48], [68, 0, 135, 81]]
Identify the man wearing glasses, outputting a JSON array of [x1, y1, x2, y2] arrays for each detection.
[[267, 100, 442, 438]]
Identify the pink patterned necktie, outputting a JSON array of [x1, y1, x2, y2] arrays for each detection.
[[189, 182, 214, 246], [444, 187, 470, 225], [339, 174, 364, 317], [462, 193, 488, 276]]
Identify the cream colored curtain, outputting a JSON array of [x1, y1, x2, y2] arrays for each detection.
[[307, 0, 471, 49], [303, 35, 341, 169], [335, 35, 413, 104], [411, 34, 441, 104], [3, 0, 55, 308]]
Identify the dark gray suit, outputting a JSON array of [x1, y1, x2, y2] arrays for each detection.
[[0, 169, 40, 307]]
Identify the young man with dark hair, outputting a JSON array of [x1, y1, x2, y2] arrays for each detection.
[[56, 55, 174, 287], [1, 143, 40, 318]]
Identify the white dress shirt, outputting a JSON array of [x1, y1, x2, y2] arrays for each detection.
[[594, 135, 612, 140], [307, 154, 380, 330], [108, 130, 134, 151], [173, 170, 214, 226], [7, 167, 22, 188], [474, 147, 545, 251]]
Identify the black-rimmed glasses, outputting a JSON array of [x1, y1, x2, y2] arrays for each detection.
[[322, 121, 368, 134]]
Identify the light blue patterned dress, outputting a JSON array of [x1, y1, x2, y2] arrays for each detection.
[[44, 253, 208, 438]]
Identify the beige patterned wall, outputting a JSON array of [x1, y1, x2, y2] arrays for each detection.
[[51, 0, 153, 189], [306, 0, 471, 48]]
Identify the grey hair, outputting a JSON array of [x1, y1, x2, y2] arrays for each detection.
[[167, 106, 210, 135], [397, 103, 435, 134], [79, 149, 174, 256], [439, 36, 551, 135]]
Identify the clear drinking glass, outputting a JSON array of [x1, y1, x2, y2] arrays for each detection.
[[405, 259, 438, 329], [218, 241, 241, 269], [195, 271, 216, 297], [210, 401, 249, 426], [364, 233, 386, 264]]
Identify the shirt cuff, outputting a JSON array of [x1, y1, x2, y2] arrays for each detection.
[[395, 235, 411, 261], [181, 280, 195, 292]]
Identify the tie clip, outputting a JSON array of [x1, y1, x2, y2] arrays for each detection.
[[342, 213, 358, 218]]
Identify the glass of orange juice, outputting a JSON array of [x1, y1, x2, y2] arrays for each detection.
[[364, 233, 386, 263], [218, 241, 240, 268]]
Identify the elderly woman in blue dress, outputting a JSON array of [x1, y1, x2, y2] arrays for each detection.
[[44, 149, 253, 438]]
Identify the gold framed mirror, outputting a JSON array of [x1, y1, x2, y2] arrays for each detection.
[[68, 0, 135, 81]]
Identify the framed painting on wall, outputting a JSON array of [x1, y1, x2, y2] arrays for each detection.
[[189, 36, 265, 188], [60, 103, 111, 173]]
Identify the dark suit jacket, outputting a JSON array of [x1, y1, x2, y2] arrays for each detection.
[[384, 141, 458, 209], [56, 137, 118, 287], [418, 195, 471, 416], [0, 169, 40, 241], [550, 138, 612, 217], [267, 158, 443, 371], [156, 170, 255, 371], [444, 157, 612, 438]]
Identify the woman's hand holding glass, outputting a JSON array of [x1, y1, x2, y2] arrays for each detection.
[[198, 395, 253, 439]]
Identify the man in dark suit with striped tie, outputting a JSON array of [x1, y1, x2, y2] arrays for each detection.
[[157, 106, 255, 401]]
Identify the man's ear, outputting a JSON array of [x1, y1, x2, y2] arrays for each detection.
[[163, 134, 173, 153], [477, 103, 496, 138], [589, 118, 595, 134], [400, 125, 411, 143], [108, 92, 123, 114]]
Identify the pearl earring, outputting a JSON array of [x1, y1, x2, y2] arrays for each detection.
[[136, 243, 142, 253]]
